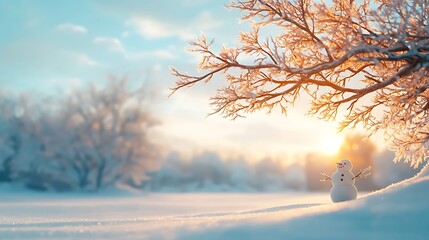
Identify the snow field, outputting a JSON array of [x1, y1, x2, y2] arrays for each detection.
[[1, 175, 428, 239]]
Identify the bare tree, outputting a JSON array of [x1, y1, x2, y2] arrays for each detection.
[[54, 78, 160, 190], [19, 78, 161, 191], [171, 0, 429, 171]]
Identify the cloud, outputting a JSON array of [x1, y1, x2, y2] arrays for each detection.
[[126, 16, 191, 39], [93, 37, 125, 53], [74, 53, 101, 67], [93, 36, 175, 60], [56, 23, 87, 34], [126, 11, 222, 40]]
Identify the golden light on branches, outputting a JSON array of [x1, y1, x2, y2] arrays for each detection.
[[171, 0, 429, 167]]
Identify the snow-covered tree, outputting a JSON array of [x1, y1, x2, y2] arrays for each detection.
[[0, 94, 24, 182], [0, 79, 160, 191], [38, 78, 161, 190], [171, 0, 429, 171], [0, 94, 61, 189]]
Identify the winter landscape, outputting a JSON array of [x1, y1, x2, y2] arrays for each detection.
[[1, 0, 429, 239], [1, 174, 429, 239]]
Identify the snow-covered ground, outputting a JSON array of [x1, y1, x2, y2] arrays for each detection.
[[1, 176, 428, 239], [0, 190, 328, 239], [178, 175, 429, 240]]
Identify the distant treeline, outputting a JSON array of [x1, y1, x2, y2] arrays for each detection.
[[143, 136, 421, 192], [143, 151, 306, 192]]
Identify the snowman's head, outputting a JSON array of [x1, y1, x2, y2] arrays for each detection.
[[336, 159, 353, 171]]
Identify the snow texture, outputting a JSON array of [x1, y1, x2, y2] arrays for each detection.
[[178, 175, 429, 240], [1, 175, 428, 239]]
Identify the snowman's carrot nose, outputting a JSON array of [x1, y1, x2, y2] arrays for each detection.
[[336, 162, 343, 166]]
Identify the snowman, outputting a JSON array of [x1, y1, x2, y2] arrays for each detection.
[[321, 159, 371, 203]]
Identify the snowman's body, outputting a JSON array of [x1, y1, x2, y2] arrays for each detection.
[[330, 159, 358, 203]]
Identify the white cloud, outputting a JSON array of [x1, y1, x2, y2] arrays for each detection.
[[195, 11, 224, 31], [56, 23, 87, 34], [126, 16, 191, 39], [75, 53, 101, 67], [93, 36, 175, 60], [93, 37, 125, 53], [126, 11, 222, 40]]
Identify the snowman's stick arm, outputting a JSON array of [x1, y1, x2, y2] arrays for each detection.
[[352, 166, 371, 180], [320, 173, 331, 182]]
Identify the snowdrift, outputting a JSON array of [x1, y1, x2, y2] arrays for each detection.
[[176, 175, 429, 240]]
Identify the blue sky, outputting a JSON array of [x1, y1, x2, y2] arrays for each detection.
[[0, 0, 237, 91], [0, 0, 384, 162]]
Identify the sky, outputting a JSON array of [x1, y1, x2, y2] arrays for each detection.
[[0, 0, 388, 162]]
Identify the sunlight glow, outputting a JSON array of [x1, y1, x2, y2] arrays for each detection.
[[321, 135, 344, 155]]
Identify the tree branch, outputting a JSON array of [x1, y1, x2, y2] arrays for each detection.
[[352, 166, 372, 180], [320, 172, 332, 182]]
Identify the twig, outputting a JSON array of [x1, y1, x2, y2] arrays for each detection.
[[352, 166, 372, 180], [320, 172, 332, 181]]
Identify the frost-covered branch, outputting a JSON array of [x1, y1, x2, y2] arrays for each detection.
[[171, 0, 429, 167], [320, 172, 332, 182], [352, 166, 372, 180]]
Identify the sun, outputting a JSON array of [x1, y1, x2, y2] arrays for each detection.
[[321, 135, 344, 155]]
